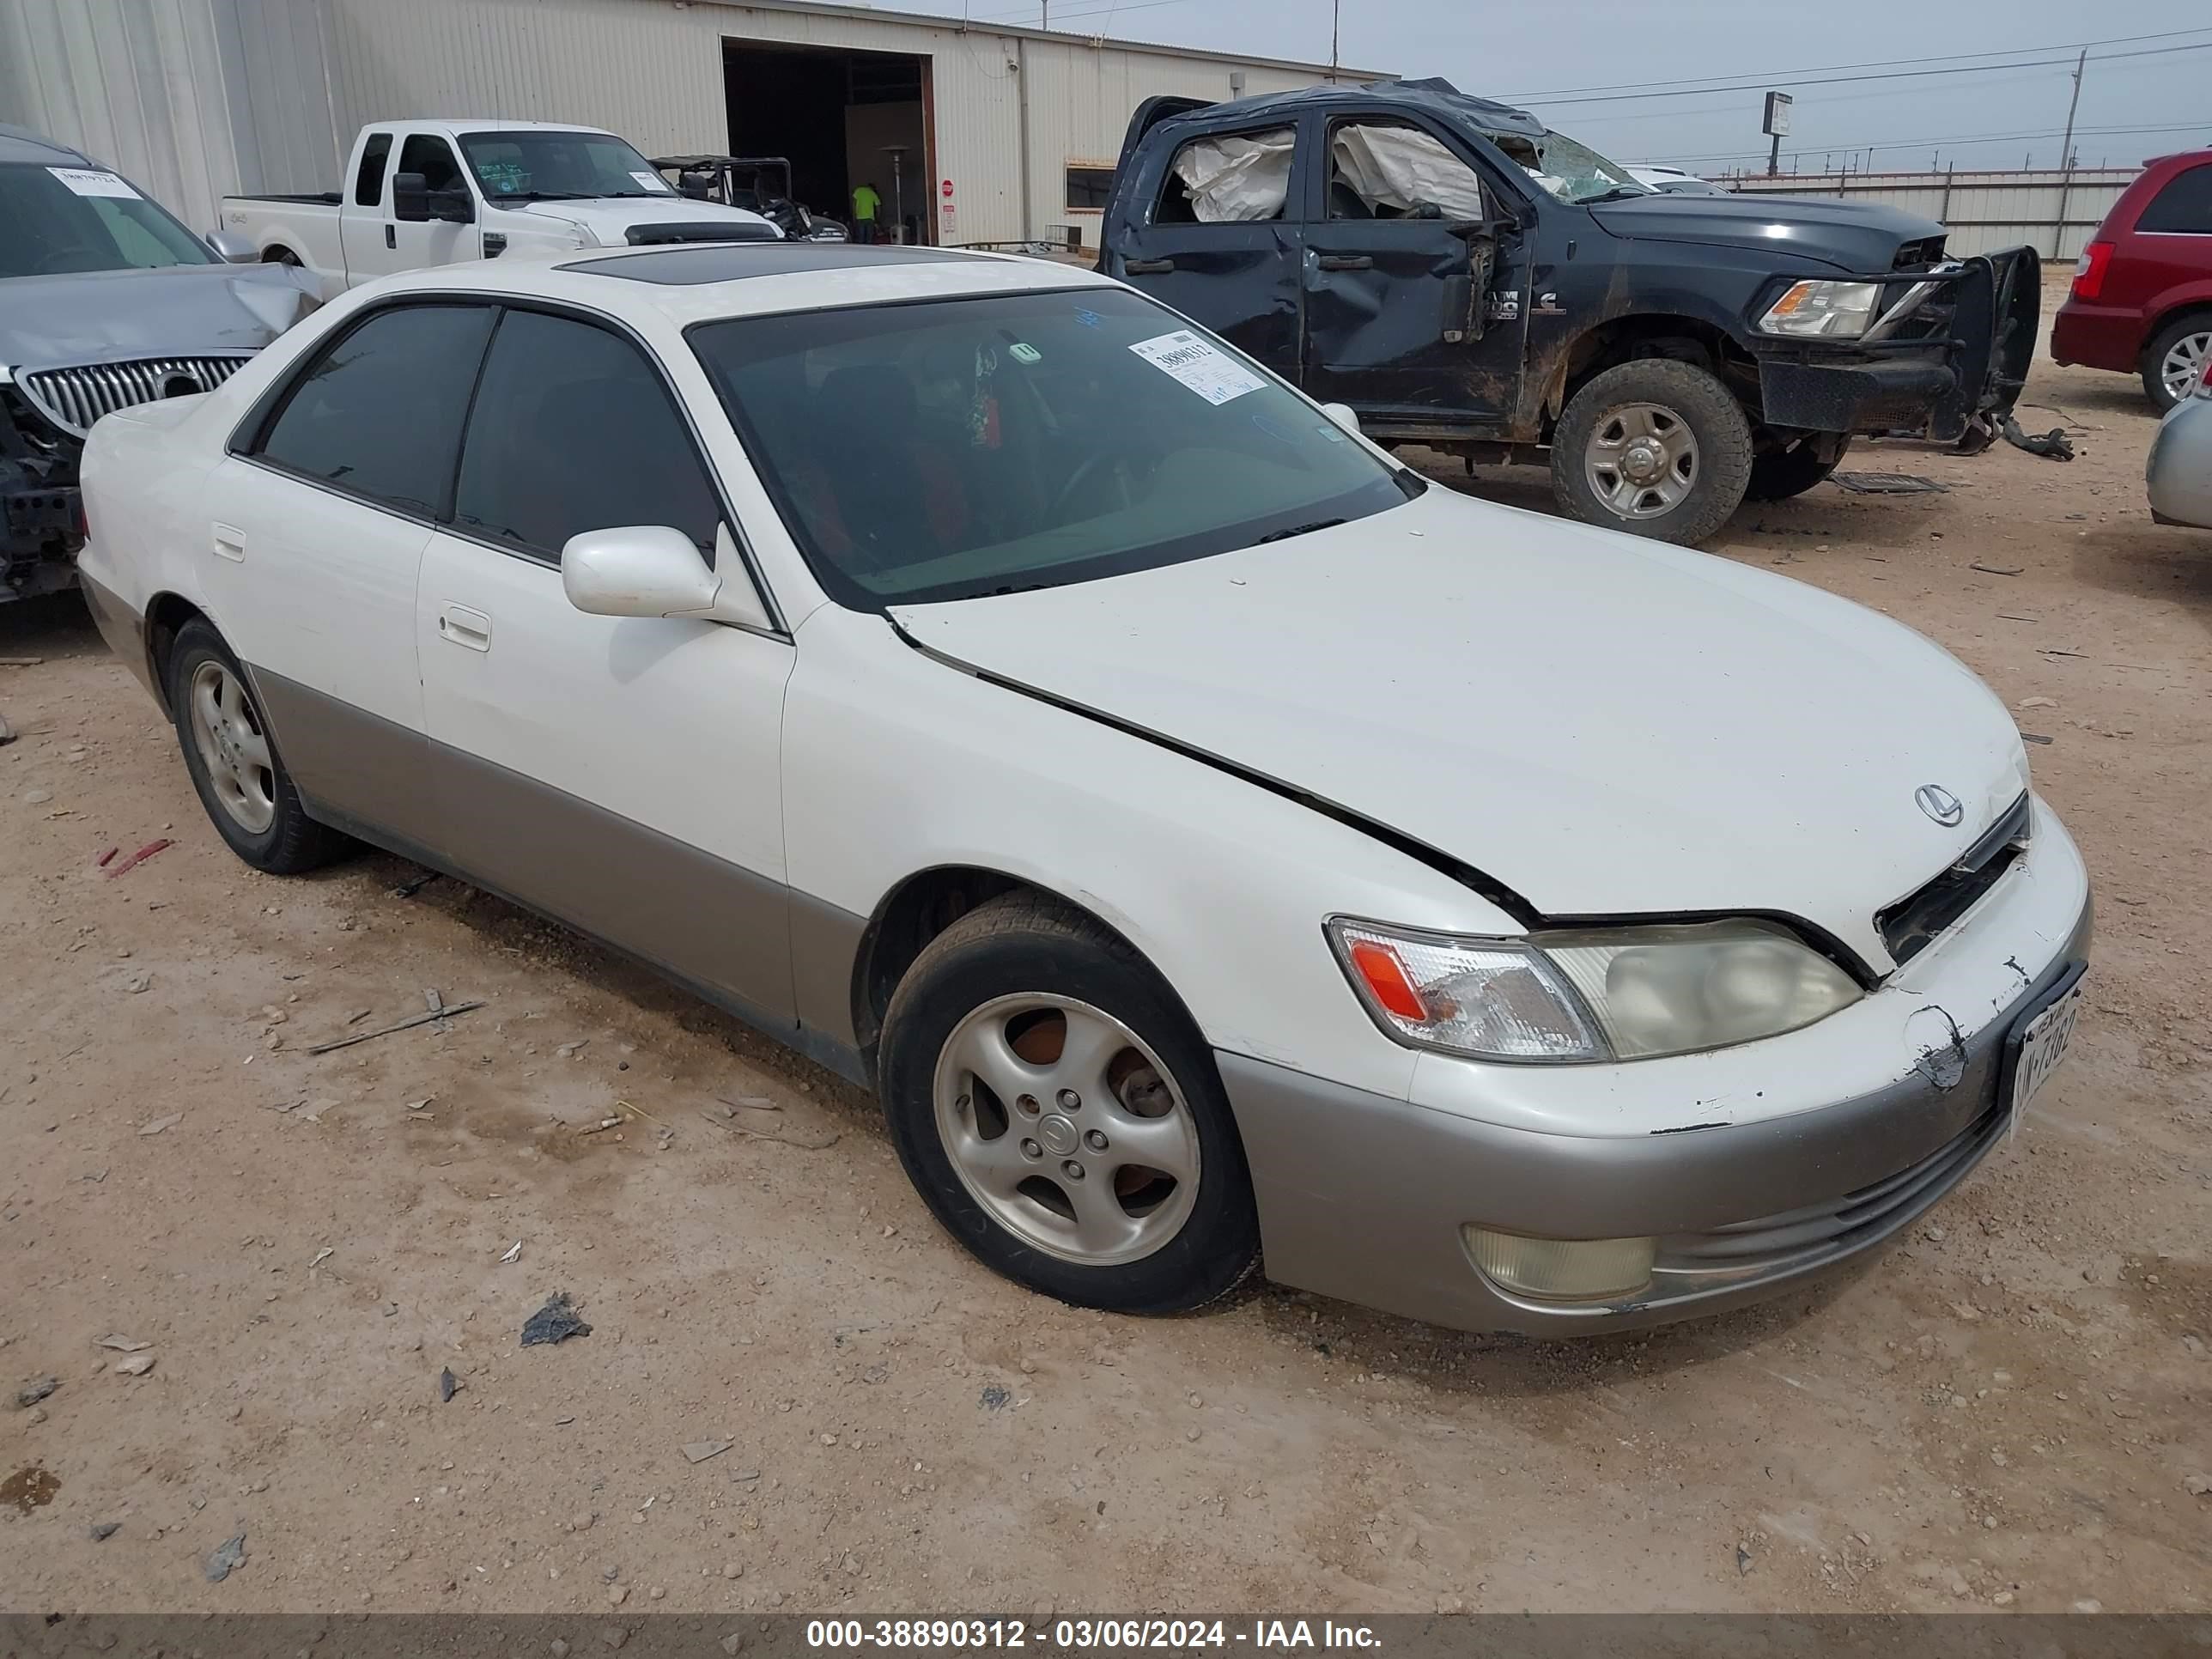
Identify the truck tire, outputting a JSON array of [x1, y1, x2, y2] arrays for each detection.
[[2141, 313, 2212, 412], [1746, 435, 1850, 501], [1551, 360, 1754, 545]]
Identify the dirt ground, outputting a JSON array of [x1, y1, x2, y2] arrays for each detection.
[[3, 342, 2208, 1618]]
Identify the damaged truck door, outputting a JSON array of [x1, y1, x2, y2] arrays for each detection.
[[1301, 115, 1526, 428]]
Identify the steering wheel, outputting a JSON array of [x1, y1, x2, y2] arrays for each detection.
[[1049, 449, 1134, 520]]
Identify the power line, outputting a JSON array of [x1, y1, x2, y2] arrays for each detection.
[[1660, 119, 2211, 172], [1499, 25, 2212, 103], [1521, 40, 2212, 110]]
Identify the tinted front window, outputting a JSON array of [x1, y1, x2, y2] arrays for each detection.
[[0, 161, 214, 277], [255, 305, 495, 516], [459, 131, 674, 202], [691, 286, 1413, 608], [398, 135, 463, 193], [453, 309, 719, 562], [2139, 164, 2212, 234]]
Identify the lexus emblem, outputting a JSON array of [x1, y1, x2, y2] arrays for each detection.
[[1915, 784, 1966, 827]]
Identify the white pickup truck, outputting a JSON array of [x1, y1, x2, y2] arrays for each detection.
[[220, 118, 777, 296]]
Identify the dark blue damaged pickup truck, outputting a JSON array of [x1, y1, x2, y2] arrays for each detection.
[[1097, 78, 2040, 545]]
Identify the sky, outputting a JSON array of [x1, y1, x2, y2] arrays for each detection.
[[902, 0, 2212, 175]]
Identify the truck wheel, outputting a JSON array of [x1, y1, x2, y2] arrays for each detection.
[[2142, 313, 2212, 412], [1746, 435, 1850, 501], [1552, 360, 1753, 545]]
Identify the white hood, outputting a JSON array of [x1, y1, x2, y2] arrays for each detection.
[[493, 198, 777, 246], [891, 488, 2031, 969]]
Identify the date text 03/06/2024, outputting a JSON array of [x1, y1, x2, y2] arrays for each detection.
[[804, 1620, 1382, 1650]]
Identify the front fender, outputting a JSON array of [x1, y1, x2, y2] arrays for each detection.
[[778, 605, 1518, 1103]]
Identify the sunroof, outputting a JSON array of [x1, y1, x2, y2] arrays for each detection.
[[562, 243, 981, 285]]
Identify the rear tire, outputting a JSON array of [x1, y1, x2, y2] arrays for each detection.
[[1746, 435, 1850, 501], [2141, 313, 2212, 413], [166, 619, 349, 875], [1551, 359, 1754, 545], [878, 891, 1260, 1316]]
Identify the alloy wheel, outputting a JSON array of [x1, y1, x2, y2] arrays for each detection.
[[932, 994, 1201, 1267], [1585, 401, 1701, 520], [187, 660, 276, 835]]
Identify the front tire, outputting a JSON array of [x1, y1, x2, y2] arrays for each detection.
[[166, 619, 348, 874], [878, 892, 1260, 1316], [1551, 359, 1754, 545]]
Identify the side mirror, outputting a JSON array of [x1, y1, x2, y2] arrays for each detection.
[[430, 186, 475, 225], [391, 171, 430, 222], [1320, 402, 1362, 438], [562, 525, 770, 630], [206, 228, 258, 264]]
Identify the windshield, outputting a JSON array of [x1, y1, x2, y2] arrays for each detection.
[[459, 131, 678, 201], [691, 287, 1416, 608], [0, 161, 214, 278], [1488, 129, 1651, 205]]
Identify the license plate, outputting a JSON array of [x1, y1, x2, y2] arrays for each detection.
[[2008, 975, 2084, 1138]]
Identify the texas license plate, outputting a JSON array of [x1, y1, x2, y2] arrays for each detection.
[[2008, 974, 2084, 1138]]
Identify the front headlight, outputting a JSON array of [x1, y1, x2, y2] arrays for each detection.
[[1328, 917, 1861, 1063], [1759, 279, 1882, 338]]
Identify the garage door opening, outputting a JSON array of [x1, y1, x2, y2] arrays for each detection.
[[723, 40, 933, 245]]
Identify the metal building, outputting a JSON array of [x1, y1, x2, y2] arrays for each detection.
[[0, 0, 1382, 245]]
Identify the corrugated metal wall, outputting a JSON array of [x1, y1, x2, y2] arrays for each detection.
[[2, 0, 1359, 246], [313, 0, 1356, 246], [1728, 169, 2139, 259], [0, 0, 340, 233]]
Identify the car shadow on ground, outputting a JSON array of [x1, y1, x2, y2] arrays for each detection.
[[0, 589, 103, 658], [2067, 524, 2212, 623]]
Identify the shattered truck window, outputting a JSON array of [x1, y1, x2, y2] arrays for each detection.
[[1328, 124, 1487, 221], [1511, 130, 1651, 205], [1155, 128, 1295, 224]]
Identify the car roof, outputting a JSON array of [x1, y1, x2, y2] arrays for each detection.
[[355, 241, 1116, 326], [1158, 76, 1547, 143], [0, 124, 91, 166]]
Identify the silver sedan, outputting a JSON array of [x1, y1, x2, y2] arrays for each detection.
[[2148, 359, 2212, 529]]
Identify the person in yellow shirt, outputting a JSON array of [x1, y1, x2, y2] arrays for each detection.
[[851, 181, 882, 244]]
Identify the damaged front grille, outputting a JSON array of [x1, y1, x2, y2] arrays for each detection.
[[1876, 791, 2032, 965], [18, 356, 255, 440], [1893, 234, 1948, 270]]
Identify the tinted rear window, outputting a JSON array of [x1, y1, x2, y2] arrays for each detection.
[[2139, 163, 2212, 234], [254, 304, 495, 517]]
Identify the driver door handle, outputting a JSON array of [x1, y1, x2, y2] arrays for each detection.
[[1316, 254, 1373, 270], [437, 604, 491, 652], [1123, 258, 1175, 275]]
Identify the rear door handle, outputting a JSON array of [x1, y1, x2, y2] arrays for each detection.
[[1123, 258, 1176, 275], [1316, 254, 1373, 270], [436, 604, 491, 652], [212, 523, 245, 562], [385, 223, 397, 250]]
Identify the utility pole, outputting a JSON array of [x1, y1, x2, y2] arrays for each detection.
[[1330, 0, 1340, 82], [1041, 1, 1048, 27], [2057, 46, 2087, 172]]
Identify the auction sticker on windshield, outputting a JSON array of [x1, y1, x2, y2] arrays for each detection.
[[629, 171, 672, 193], [48, 167, 141, 199], [1128, 330, 1264, 405]]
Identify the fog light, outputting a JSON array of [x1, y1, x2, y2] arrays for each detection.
[[1465, 1228, 1656, 1301]]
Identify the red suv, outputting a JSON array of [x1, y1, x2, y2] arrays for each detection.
[[2051, 149, 2212, 411]]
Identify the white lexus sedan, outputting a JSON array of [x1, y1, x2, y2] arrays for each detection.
[[76, 242, 2091, 1335]]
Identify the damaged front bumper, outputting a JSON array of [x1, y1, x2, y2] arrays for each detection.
[[1752, 246, 2041, 446], [1221, 796, 2092, 1337]]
